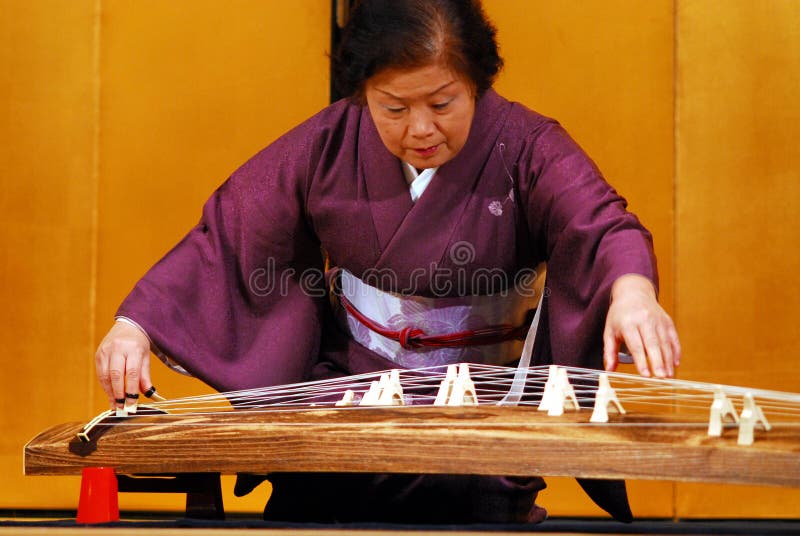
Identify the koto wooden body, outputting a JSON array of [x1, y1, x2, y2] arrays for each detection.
[[24, 406, 800, 487]]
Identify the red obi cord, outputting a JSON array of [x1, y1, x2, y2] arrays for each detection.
[[338, 294, 531, 350]]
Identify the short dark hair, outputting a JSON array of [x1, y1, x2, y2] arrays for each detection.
[[332, 0, 503, 100]]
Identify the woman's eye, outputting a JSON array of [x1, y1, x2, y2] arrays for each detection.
[[385, 106, 406, 113], [432, 100, 452, 110]]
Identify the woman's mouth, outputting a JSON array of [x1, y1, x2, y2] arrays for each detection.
[[413, 144, 439, 157]]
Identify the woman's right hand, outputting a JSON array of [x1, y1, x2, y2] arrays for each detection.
[[95, 320, 153, 410]]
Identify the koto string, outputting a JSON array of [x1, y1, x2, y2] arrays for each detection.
[[499, 291, 545, 405], [140, 364, 800, 411], [93, 364, 800, 432]]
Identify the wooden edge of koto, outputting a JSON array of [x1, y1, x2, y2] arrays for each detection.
[[23, 406, 800, 487]]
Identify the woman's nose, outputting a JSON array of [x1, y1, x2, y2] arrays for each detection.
[[408, 108, 435, 138]]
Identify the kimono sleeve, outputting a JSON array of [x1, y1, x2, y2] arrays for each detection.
[[522, 120, 658, 368], [116, 120, 328, 393]]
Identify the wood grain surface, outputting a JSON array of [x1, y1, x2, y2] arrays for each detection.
[[24, 406, 799, 487]]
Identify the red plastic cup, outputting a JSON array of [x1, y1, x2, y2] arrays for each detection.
[[76, 467, 120, 523]]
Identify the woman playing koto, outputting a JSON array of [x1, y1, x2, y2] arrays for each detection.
[[95, 0, 680, 524]]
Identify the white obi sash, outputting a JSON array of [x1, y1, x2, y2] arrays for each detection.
[[335, 269, 542, 369]]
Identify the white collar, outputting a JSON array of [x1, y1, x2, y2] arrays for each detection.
[[401, 162, 438, 203]]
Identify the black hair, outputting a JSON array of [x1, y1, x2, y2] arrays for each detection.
[[332, 0, 503, 100]]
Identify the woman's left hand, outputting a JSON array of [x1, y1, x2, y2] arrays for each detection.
[[603, 274, 681, 378]]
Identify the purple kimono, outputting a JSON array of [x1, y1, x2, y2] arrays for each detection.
[[118, 89, 655, 523]]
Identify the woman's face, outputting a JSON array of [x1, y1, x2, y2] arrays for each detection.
[[365, 63, 476, 170]]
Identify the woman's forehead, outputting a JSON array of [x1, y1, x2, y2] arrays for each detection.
[[367, 63, 472, 99]]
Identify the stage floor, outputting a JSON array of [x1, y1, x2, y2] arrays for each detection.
[[2, 514, 800, 536]]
